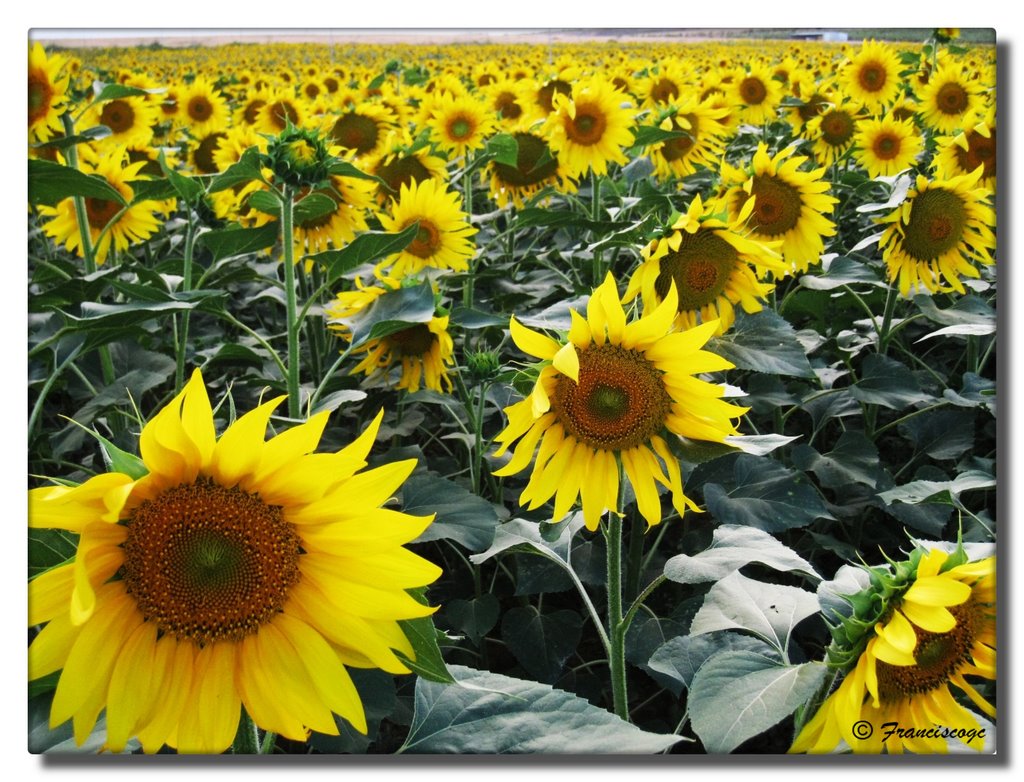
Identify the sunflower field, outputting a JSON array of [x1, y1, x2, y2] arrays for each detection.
[[27, 28, 998, 756]]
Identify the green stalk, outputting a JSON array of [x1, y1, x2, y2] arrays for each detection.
[[280, 185, 301, 418], [866, 285, 900, 438], [174, 214, 198, 393], [232, 708, 260, 754], [605, 506, 629, 721], [591, 170, 603, 287], [60, 113, 115, 388]]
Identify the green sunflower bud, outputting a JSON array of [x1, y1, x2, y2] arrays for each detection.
[[266, 125, 331, 188]]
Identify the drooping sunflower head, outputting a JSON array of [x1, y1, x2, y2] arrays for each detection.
[[626, 194, 786, 334], [493, 273, 748, 530], [543, 77, 636, 179], [28, 369, 442, 753], [376, 177, 478, 277], [841, 40, 902, 110], [877, 169, 996, 296], [791, 544, 996, 754], [28, 42, 70, 144]]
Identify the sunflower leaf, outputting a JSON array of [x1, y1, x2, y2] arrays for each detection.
[[501, 606, 583, 684], [341, 281, 436, 349], [397, 615, 455, 685], [29, 159, 127, 207], [157, 150, 204, 204], [876, 470, 995, 506], [664, 524, 820, 584], [207, 145, 266, 193], [404, 472, 498, 552], [688, 651, 828, 753], [198, 224, 279, 262], [850, 353, 927, 410], [485, 133, 519, 167], [310, 223, 419, 287], [647, 633, 780, 694], [709, 310, 816, 378], [401, 665, 682, 753], [59, 417, 148, 479], [293, 192, 338, 224]]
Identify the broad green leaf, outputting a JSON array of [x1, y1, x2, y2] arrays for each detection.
[[791, 430, 881, 489], [500, 606, 583, 684], [703, 454, 833, 532], [207, 145, 266, 193], [647, 633, 778, 694], [404, 472, 498, 553], [724, 433, 799, 457], [449, 305, 507, 329], [470, 513, 586, 569], [850, 353, 926, 410], [916, 322, 996, 341], [310, 389, 368, 415], [855, 173, 911, 212], [913, 293, 996, 328], [877, 470, 995, 506], [689, 571, 820, 654], [665, 524, 819, 584], [309, 223, 419, 285], [28, 529, 77, 579], [129, 177, 181, 204], [798, 254, 885, 290], [341, 282, 436, 349], [29, 159, 126, 207], [91, 81, 157, 103], [246, 190, 282, 217], [30, 125, 111, 150], [689, 651, 828, 753], [293, 192, 338, 224], [397, 614, 454, 684], [157, 150, 203, 204], [629, 125, 692, 148], [327, 159, 385, 182], [443, 594, 499, 646], [401, 665, 682, 754], [485, 132, 519, 167], [898, 408, 976, 461], [943, 372, 996, 415], [710, 310, 816, 378], [198, 224, 279, 262]]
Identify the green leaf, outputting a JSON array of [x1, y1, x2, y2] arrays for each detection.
[[28, 529, 77, 579], [30, 125, 112, 151], [397, 614, 455, 684], [309, 223, 419, 285], [501, 607, 583, 684], [485, 132, 519, 167], [341, 281, 436, 349], [91, 81, 157, 103], [158, 150, 203, 204], [207, 145, 266, 193], [898, 408, 976, 460], [703, 454, 833, 532], [629, 124, 691, 148], [798, 254, 885, 290], [913, 293, 996, 328], [664, 524, 819, 584], [129, 177, 182, 204], [689, 652, 828, 753], [916, 322, 996, 341], [327, 159, 385, 183], [443, 594, 499, 646], [293, 192, 338, 224], [401, 665, 682, 753], [877, 470, 995, 506], [943, 372, 996, 415], [689, 571, 820, 654], [404, 473, 498, 552], [198, 223, 279, 262], [647, 633, 777, 695], [61, 418, 148, 479], [710, 310, 816, 378], [470, 513, 586, 570], [850, 354, 926, 410], [29, 159, 127, 207], [791, 430, 881, 489], [246, 189, 283, 217], [449, 305, 508, 329], [855, 173, 912, 213]]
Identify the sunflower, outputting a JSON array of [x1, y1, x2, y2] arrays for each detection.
[[179, 76, 230, 138], [28, 42, 70, 144], [917, 64, 985, 134], [28, 370, 440, 753], [38, 148, 163, 266], [639, 64, 687, 109], [718, 143, 838, 274], [854, 116, 924, 179], [483, 129, 572, 209], [544, 77, 635, 179], [256, 91, 307, 136], [426, 92, 496, 159], [482, 78, 531, 127], [790, 546, 995, 754], [233, 87, 273, 127], [804, 96, 863, 168], [325, 102, 397, 160], [786, 75, 831, 132], [189, 130, 230, 175], [646, 97, 730, 182], [840, 40, 902, 112], [933, 118, 996, 191], [369, 135, 449, 205], [493, 273, 747, 530], [376, 178, 477, 277], [729, 63, 783, 126], [625, 194, 786, 335], [327, 277, 455, 393], [83, 92, 158, 150], [877, 168, 995, 296]]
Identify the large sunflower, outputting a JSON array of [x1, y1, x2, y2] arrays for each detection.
[[543, 77, 635, 179], [28, 370, 440, 753], [625, 194, 786, 335], [790, 547, 995, 754], [877, 168, 995, 296], [38, 148, 163, 266], [327, 276, 456, 394], [28, 42, 70, 144], [369, 136, 449, 205], [840, 40, 903, 112], [83, 92, 158, 150], [729, 62, 783, 126], [376, 177, 477, 277], [493, 273, 747, 530], [179, 76, 230, 138], [917, 64, 984, 134], [854, 116, 924, 179], [718, 143, 838, 275]]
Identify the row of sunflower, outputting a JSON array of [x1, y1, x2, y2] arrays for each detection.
[[28, 30, 996, 756]]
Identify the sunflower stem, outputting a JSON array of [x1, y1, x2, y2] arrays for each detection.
[[591, 170, 604, 287], [866, 284, 900, 438], [232, 708, 261, 754], [174, 213, 198, 393], [605, 465, 629, 722], [625, 508, 645, 601], [280, 184, 302, 418]]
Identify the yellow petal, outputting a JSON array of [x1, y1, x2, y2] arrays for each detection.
[[210, 395, 285, 487], [903, 575, 972, 607], [509, 316, 559, 360], [552, 341, 579, 383], [898, 598, 956, 634]]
